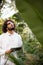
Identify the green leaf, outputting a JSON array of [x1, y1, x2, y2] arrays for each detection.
[[7, 54, 24, 65]]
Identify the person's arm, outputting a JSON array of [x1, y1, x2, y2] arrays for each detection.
[[0, 43, 6, 56], [0, 36, 6, 56], [5, 49, 12, 54], [9, 35, 23, 52], [18, 35, 23, 47], [0, 35, 11, 56]]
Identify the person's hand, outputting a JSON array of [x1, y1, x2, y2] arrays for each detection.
[[5, 49, 12, 54]]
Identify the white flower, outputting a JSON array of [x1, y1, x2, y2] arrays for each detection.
[[1, 0, 18, 19]]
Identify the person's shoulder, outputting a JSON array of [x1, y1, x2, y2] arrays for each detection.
[[15, 32, 21, 38], [0, 34, 4, 40], [0, 33, 6, 38]]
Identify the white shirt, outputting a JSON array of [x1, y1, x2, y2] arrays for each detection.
[[0, 32, 23, 65]]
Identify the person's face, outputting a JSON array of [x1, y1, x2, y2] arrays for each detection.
[[7, 21, 14, 31]]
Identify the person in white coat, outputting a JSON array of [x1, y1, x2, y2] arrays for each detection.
[[0, 20, 23, 65]]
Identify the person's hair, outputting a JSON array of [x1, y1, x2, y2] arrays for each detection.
[[2, 20, 15, 33]]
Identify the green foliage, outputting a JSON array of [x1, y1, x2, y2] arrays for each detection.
[[12, 13, 23, 22], [7, 53, 25, 65], [16, 0, 43, 44], [0, 25, 2, 34]]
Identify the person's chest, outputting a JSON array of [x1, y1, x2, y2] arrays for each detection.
[[2, 34, 19, 50]]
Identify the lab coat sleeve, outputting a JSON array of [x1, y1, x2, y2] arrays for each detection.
[[0, 36, 6, 56], [18, 35, 23, 47]]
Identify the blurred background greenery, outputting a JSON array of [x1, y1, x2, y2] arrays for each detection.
[[16, 0, 43, 45]]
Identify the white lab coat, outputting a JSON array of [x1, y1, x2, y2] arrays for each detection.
[[0, 32, 23, 65]]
